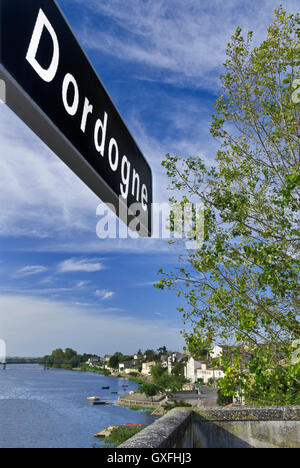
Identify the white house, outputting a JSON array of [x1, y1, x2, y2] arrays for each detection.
[[184, 357, 203, 383], [119, 361, 135, 373], [184, 357, 225, 384], [195, 363, 224, 384], [87, 357, 102, 366], [141, 361, 156, 376], [167, 352, 186, 374]]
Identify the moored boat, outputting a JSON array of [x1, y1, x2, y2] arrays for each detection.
[[86, 396, 100, 401], [93, 401, 113, 406]]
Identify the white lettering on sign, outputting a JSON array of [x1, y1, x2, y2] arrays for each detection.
[[94, 112, 108, 157], [25, 8, 149, 212], [108, 138, 119, 172], [26, 9, 59, 83], [80, 98, 93, 133], [62, 73, 79, 116], [120, 155, 131, 200]]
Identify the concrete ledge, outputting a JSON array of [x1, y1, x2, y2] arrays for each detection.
[[119, 407, 300, 448], [119, 409, 193, 448], [195, 406, 300, 422]]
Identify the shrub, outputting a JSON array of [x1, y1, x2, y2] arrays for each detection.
[[104, 425, 147, 447], [217, 392, 232, 407], [164, 400, 193, 412]]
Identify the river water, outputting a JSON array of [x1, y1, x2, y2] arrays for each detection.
[[0, 364, 155, 448]]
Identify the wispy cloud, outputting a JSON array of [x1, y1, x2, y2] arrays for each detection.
[[76, 281, 90, 288], [95, 289, 115, 300], [0, 106, 98, 239], [135, 281, 156, 287], [72, 0, 300, 89], [15, 265, 48, 277], [0, 294, 184, 355], [58, 258, 105, 273], [2, 0, 298, 255]]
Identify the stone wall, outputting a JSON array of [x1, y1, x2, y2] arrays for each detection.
[[117, 393, 165, 409], [119, 410, 193, 448], [194, 406, 300, 448], [119, 406, 300, 448]]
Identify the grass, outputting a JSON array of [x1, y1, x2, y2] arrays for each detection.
[[104, 425, 147, 447], [78, 364, 111, 375], [163, 400, 193, 412]]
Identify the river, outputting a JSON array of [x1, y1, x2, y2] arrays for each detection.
[[0, 364, 155, 448]]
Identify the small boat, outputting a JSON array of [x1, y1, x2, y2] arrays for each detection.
[[93, 401, 113, 406], [87, 396, 100, 401], [102, 386, 110, 390], [111, 391, 118, 394]]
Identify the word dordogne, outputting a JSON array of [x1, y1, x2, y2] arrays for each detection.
[[0, 0, 152, 236], [26, 9, 148, 211]]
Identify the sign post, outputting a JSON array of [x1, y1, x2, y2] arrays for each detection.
[[0, 0, 152, 236]]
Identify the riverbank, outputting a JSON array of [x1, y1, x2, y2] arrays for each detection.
[[118, 393, 165, 409], [73, 364, 153, 385], [0, 364, 156, 448], [47, 364, 166, 416]]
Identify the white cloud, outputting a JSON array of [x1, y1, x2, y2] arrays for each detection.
[[15, 265, 48, 277], [2, 0, 297, 253], [0, 106, 98, 238], [135, 281, 156, 287], [0, 102, 180, 252], [76, 281, 90, 288], [75, 0, 300, 89], [0, 295, 184, 356], [95, 289, 115, 300], [58, 258, 105, 273]]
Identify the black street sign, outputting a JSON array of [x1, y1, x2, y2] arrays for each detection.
[[0, 0, 152, 236]]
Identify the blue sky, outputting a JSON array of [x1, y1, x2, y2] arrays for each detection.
[[0, 0, 298, 357]]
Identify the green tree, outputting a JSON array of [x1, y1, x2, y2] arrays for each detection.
[[217, 392, 233, 407], [109, 352, 124, 369], [64, 348, 77, 361], [163, 374, 187, 393], [157, 346, 168, 357], [41, 349, 88, 369], [144, 349, 157, 362], [171, 361, 185, 377], [151, 363, 168, 381], [157, 7, 300, 405], [139, 383, 159, 401]]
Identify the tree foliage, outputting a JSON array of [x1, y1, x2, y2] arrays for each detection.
[[40, 348, 88, 369], [151, 363, 187, 392], [109, 352, 125, 369], [144, 349, 157, 362], [138, 382, 160, 400], [157, 7, 300, 405]]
